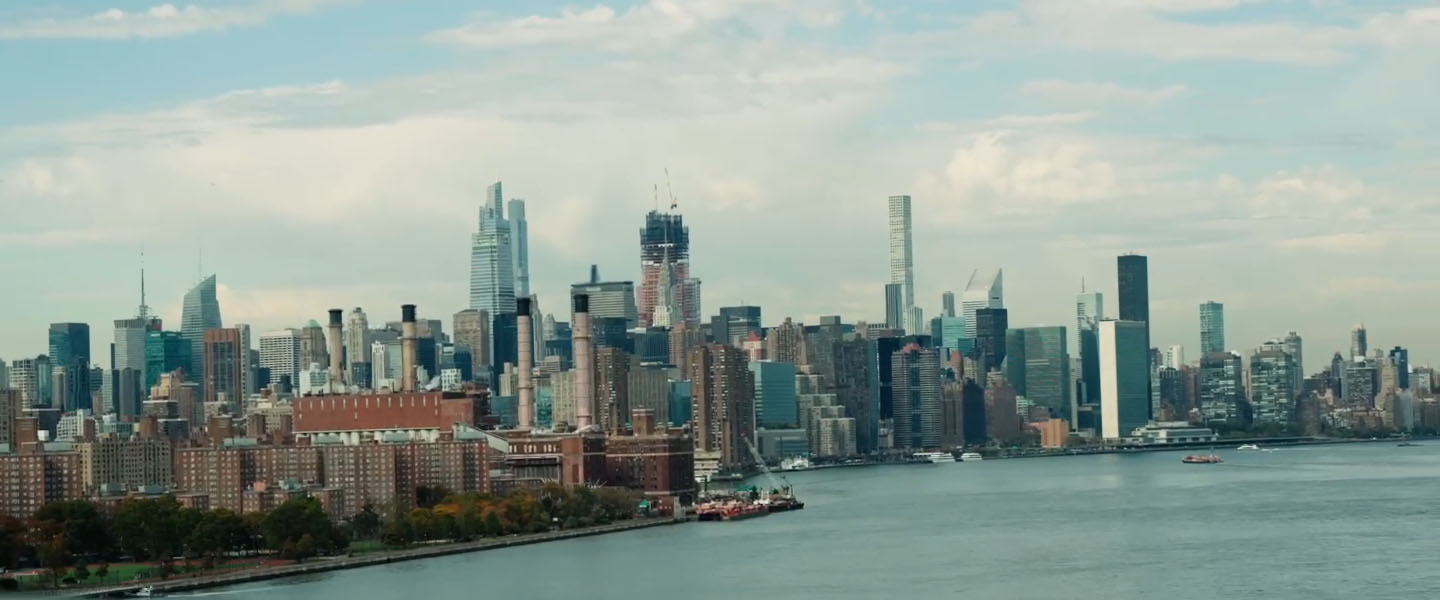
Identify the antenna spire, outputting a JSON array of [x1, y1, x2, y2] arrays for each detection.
[[1081, 276, 1086, 293], [138, 249, 150, 318]]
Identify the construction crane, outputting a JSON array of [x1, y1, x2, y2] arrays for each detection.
[[664, 167, 678, 210], [742, 435, 790, 497]]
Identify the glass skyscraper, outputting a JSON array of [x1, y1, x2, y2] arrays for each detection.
[[469, 181, 515, 318], [1199, 301, 1225, 354], [48, 323, 91, 411], [1076, 288, 1103, 407], [887, 195, 916, 334], [1010, 326, 1071, 422], [181, 274, 222, 395], [961, 268, 1003, 340], [750, 360, 798, 428]]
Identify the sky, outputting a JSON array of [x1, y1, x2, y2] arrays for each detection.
[[1, 0, 1438, 374]]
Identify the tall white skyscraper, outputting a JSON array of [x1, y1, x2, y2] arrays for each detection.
[[509, 198, 530, 299], [1166, 345, 1185, 369], [961, 268, 1003, 339], [887, 195, 916, 334], [469, 181, 515, 316], [345, 308, 370, 365]]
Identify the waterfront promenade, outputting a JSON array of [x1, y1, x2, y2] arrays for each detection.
[[79, 517, 686, 597]]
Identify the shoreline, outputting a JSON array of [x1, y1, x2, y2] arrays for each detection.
[[80, 516, 687, 597]]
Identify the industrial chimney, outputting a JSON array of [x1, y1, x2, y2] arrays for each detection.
[[327, 308, 345, 389], [572, 294, 594, 430], [516, 297, 535, 429], [401, 304, 418, 392]]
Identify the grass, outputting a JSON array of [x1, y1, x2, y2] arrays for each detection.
[[7, 559, 275, 591]]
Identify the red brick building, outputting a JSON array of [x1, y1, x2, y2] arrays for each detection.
[[603, 410, 695, 503], [292, 392, 482, 444], [0, 450, 84, 519]]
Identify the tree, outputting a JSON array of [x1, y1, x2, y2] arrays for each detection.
[[112, 497, 184, 563], [30, 500, 110, 558], [72, 562, 90, 582], [415, 486, 452, 510], [349, 503, 382, 540], [292, 534, 317, 562], [94, 563, 109, 581], [38, 536, 68, 589], [262, 498, 337, 559], [188, 509, 251, 562], [483, 511, 504, 537], [0, 515, 25, 570]]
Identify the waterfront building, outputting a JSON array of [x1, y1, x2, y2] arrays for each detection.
[[1131, 422, 1219, 444], [889, 344, 940, 450], [973, 308, 1008, 376], [1099, 319, 1150, 440], [291, 391, 484, 445], [1343, 360, 1379, 408], [686, 344, 755, 470], [1076, 287, 1103, 407], [1199, 301, 1225, 355], [1199, 351, 1246, 424], [1249, 347, 1297, 425], [983, 372, 1020, 441], [1007, 326, 1071, 422]]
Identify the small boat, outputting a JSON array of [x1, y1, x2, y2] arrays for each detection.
[[912, 451, 956, 464], [130, 587, 164, 598], [959, 452, 984, 462], [1397, 442, 1422, 447], [1182, 454, 1223, 464], [1236, 444, 1261, 451], [780, 456, 812, 471]]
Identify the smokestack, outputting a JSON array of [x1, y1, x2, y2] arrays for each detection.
[[572, 294, 594, 430], [516, 297, 535, 429], [327, 308, 345, 388], [401, 304, 418, 392]]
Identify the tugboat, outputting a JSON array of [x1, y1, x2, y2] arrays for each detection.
[[1182, 454, 1223, 464]]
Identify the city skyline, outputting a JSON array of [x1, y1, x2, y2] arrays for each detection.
[[3, 1, 1440, 372]]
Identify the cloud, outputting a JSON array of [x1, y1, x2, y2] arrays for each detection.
[[426, 0, 846, 51], [1251, 165, 1367, 219], [1021, 79, 1191, 106], [1273, 232, 1395, 253], [917, 112, 1097, 132], [922, 132, 1119, 217], [0, 0, 349, 40]]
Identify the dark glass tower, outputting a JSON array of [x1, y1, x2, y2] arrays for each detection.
[[48, 323, 91, 411], [1117, 254, 1151, 416]]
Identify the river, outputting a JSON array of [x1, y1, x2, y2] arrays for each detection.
[[198, 442, 1439, 599]]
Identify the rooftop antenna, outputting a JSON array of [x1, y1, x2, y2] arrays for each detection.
[[653, 183, 659, 212], [138, 249, 150, 318], [1080, 276, 1086, 293]]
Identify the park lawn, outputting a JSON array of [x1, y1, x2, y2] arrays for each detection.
[[10, 558, 276, 590]]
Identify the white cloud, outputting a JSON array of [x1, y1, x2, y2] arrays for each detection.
[[0, 0, 349, 40], [1273, 232, 1395, 253], [1252, 165, 1367, 219], [917, 112, 1097, 132], [921, 132, 1119, 218], [1021, 79, 1191, 106]]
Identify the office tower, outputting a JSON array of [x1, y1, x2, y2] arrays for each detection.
[[639, 209, 698, 327], [982, 372, 1020, 440], [0, 359, 7, 392], [831, 338, 875, 452], [112, 317, 154, 416], [937, 316, 966, 361], [627, 366, 671, 424], [766, 318, 806, 365], [452, 309, 490, 382], [884, 283, 904, 331], [259, 329, 302, 391], [1008, 327, 1071, 422], [571, 278, 640, 328], [295, 320, 327, 374], [1283, 332, 1303, 391], [345, 307, 370, 369], [1249, 347, 1297, 425], [942, 291, 956, 318], [491, 312, 518, 383], [1164, 345, 1185, 370], [887, 194, 916, 334], [1154, 366, 1185, 420], [973, 308, 1008, 376], [144, 331, 189, 390], [1198, 351, 1245, 423], [202, 329, 245, 409], [959, 378, 986, 444], [1389, 346, 1409, 389], [687, 344, 755, 469], [234, 323, 255, 395], [891, 343, 941, 450], [1116, 255, 1149, 325], [1099, 320, 1149, 440], [507, 198, 530, 299], [710, 305, 761, 346], [8, 356, 49, 408], [180, 274, 222, 389], [961, 269, 1004, 340], [0, 390, 17, 446], [593, 317, 632, 353], [750, 360, 798, 428], [1075, 287, 1103, 406], [48, 323, 91, 411], [1199, 301, 1225, 355], [469, 181, 515, 318], [1349, 324, 1367, 359]]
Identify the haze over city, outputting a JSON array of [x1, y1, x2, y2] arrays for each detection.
[[3, 0, 1439, 369]]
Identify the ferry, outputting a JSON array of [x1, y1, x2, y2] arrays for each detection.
[[1236, 443, 1261, 451], [959, 452, 984, 462], [1182, 454, 1223, 464], [913, 451, 956, 464]]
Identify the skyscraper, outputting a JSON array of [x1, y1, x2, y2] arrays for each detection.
[[891, 343, 941, 450], [1099, 320, 1149, 440], [594, 347, 636, 432], [299, 320, 329, 372], [202, 328, 245, 409], [1283, 332, 1304, 392], [452, 309, 490, 382], [1350, 325, 1367, 359], [571, 279, 640, 328], [1199, 301, 1225, 354], [1076, 287, 1103, 407], [345, 307, 370, 369], [1165, 345, 1185, 370], [710, 305, 761, 347], [973, 307, 1008, 376], [1116, 255, 1149, 326], [750, 360, 798, 428], [48, 323, 91, 411], [961, 269, 1003, 340], [508, 198, 530, 299], [687, 344, 755, 469], [941, 291, 956, 318], [469, 181, 515, 318], [180, 274, 222, 395], [765, 318, 806, 365], [887, 195, 916, 334], [1389, 346, 1409, 389], [638, 209, 698, 327], [1250, 347, 1297, 425], [884, 283, 904, 331], [1010, 326, 1071, 422], [1199, 351, 1245, 423], [112, 315, 158, 415]]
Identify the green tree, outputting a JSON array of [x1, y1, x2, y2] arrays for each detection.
[[0, 515, 25, 570], [71, 562, 90, 582], [94, 563, 109, 581], [37, 535, 68, 589], [483, 511, 504, 537], [292, 534, 317, 562], [30, 500, 109, 558], [349, 503, 382, 540], [262, 498, 337, 559], [112, 497, 184, 563], [415, 486, 451, 510]]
